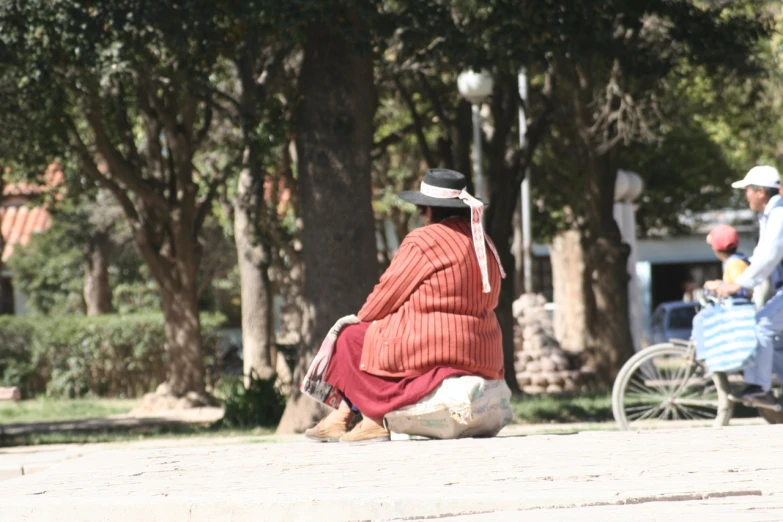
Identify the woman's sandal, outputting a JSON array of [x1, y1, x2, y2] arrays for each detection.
[[339, 419, 390, 443]]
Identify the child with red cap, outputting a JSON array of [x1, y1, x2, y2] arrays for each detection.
[[703, 224, 750, 296]]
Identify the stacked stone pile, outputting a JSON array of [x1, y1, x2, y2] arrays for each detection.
[[512, 294, 584, 394]]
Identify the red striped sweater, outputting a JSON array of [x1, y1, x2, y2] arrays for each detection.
[[357, 217, 504, 380]]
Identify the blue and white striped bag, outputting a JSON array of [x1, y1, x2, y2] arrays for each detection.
[[692, 301, 757, 373]]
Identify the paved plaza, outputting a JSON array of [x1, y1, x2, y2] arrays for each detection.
[[1, 422, 782, 521]]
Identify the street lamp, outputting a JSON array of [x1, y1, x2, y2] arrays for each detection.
[[614, 169, 644, 352], [457, 70, 493, 201], [517, 68, 533, 295]]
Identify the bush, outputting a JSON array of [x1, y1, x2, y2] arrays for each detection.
[[0, 317, 42, 398], [219, 372, 286, 429], [0, 313, 224, 398]]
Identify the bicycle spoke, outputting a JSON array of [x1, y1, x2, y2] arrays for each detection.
[[615, 344, 723, 429], [625, 403, 666, 413], [653, 358, 675, 394], [670, 402, 682, 420], [626, 378, 664, 398], [667, 359, 690, 395], [674, 401, 716, 420], [632, 402, 667, 422]]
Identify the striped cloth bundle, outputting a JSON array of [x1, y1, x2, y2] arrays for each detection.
[[692, 301, 757, 373]]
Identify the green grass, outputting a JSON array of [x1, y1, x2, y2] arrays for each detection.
[[0, 395, 284, 448], [0, 397, 138, 425], [508, 391, 762, 425], [511, 393, 614, 424]]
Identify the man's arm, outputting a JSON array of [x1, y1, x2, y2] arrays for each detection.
[[735, 208, 783, 289], [357, 241, 435, 322]]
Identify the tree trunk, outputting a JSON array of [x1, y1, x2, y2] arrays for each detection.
[[550, 61, 634, 386], [449, 101, 474, 188], [61, 38, 215, 407], [83, 231, 113, 315], [485, 180, 523, 396], [159, 277, 205, 398], [234, 163, 276, 385], [496, 251, 521, 395], [276, 10, 378, 434], [130, 200, 207, 402], [550, 230, 588, 352], [484, 73, 523, 395], [581, 165, 634, 384], [550, 169, 633, 385], [232, 43, 278, 388]]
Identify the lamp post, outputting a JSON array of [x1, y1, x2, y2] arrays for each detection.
[[457, 70, 493, 201], [614, 170, 644, 352], [517, 68, 533, 295]]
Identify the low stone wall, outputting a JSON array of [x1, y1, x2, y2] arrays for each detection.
[[512, 294, 592, 394]]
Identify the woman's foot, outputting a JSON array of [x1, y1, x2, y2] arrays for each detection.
[[339, 416, 390, 443], [304, 402, 355, 442]]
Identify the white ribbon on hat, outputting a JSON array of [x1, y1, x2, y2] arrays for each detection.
[[420, 181, 506, 293]]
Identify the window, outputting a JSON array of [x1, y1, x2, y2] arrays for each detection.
[[532, 256, 553, 302], [1, 277, 14, 315], [667, 306, 698, 330]]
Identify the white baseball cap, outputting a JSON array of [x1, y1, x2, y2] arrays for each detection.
[[731, 165, 781, 189]]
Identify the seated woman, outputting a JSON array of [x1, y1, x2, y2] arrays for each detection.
[[304, 168, 506, 443]]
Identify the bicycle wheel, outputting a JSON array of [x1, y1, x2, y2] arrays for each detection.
[[612, 343, 727, 430]]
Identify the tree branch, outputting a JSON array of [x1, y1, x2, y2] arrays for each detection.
[[137, 70, 192, 194], [181, 88, 199, 142], [114, 77, 142, 172], [193, 102, 213, 150], [82, 80, 169, 213], [136, 83, 166, 185], [68, 118, 171, 286], [394, 77, 436, 168], [161, 88, 196, 195], [514, 67, 555, 186], [255, 44, 295, 104], [415, 72, 453, 127], [65, 116, 139, 223], [194, 167, 233, 239], [372, 122, 417, 158], [165, 138, 178, 205], [132, 217, 170, 285], [202, 84, 242, 115]]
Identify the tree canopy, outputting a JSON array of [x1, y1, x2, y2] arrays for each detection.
[[0, 0, 780, 406]]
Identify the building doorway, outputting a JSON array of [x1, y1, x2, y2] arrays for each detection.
[[650, 261, 721, 309]]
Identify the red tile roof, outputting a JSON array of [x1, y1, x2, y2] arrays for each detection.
[[1, 164, 61, 263], [1, 205, 52, 262], [2, 163, 65, 197]]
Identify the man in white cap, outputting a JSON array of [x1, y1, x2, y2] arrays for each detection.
[[713, 165, 783, 407]]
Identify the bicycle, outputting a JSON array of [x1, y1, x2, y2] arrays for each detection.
[[612, 298, 783, 430]]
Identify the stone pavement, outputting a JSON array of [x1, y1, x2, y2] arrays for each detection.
[[1, 423, 782, 521], [0, 406, 226, 481]]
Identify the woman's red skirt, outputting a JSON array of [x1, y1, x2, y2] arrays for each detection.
[[323, 322, 468, 419]]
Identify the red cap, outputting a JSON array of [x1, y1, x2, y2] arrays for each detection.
[[706, 224, 739, 251]]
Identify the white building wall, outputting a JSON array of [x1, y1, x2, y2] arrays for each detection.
[[532, 231, 758, 349]]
